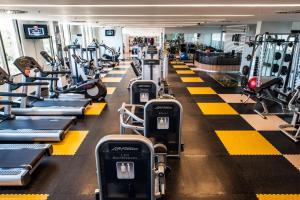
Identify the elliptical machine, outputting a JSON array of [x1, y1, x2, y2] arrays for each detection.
[[45, 45, 107, 101], [98, 42, 121, 65]]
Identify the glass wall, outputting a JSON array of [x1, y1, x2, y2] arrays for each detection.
[[211, 33, 222, 49], [0, 42, 3, 69], [42, 39, 52, 55], [0, 19, 21, 75]]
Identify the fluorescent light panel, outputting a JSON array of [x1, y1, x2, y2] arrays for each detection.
[[52, 14, 253, 17], [86, 19, 225, 22], [0, 4, 300, 7]]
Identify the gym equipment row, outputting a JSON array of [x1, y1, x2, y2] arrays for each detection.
[[0, 66, 71, 186], [94, 50, 183, 199], [0, 42, 111, 185], [41, 51, 107, 100], [129, 45, 172, 97]]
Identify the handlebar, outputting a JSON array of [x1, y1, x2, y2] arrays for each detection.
[[0, 92, 27, 97], [118, 102, 144, 134]]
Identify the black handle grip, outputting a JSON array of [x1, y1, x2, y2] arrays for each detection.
[[0, 92, 27, 97], [0, 100, 19, 105], [44, 71, 71, 75], [33, 77, 59, 81], [15, 82, 49, 86]]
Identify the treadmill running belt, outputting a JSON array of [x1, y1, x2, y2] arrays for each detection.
[[33, 100, 88, 107], [0, 149, 45, 168], [0, 118, 73, 130]]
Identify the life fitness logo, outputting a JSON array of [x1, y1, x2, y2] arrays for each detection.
[[111, 147, 139, 152]]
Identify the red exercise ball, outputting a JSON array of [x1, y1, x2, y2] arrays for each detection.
[[248, 77, 257, 90]]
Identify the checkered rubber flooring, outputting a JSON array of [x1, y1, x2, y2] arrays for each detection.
[[2, 61, 300, 200], [171, 62, 300, 198]]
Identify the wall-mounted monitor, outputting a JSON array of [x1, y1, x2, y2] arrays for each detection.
[[232, 34, 241, 42], [105, 29, 115, 36], [23, 24, 50, 39]]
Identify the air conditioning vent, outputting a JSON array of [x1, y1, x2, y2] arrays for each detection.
[[0, 9, 28, 15], [276, 10, 300, 14]]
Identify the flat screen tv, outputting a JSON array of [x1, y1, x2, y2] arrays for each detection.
[[105, 29, 115, 36], [23, 24, 50, 39]]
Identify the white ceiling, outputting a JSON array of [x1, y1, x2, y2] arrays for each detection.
[[0, 0, 300, 27]]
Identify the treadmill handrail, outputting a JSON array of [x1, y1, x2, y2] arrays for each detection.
[[0, 92, 27, 97], [43, 70, 71, 75], [31, 77, 59, 81], [0, 100, 20, 105], [12, 82, 49, 87]]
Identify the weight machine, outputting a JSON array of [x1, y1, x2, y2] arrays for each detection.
[[241, 33, 300, 117]]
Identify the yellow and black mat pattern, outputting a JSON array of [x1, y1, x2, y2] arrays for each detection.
[[1, 60, 300, 200], [170, 61, 300, 200]]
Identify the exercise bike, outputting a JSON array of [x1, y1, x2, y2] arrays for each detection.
[[40, 51, 107, 101]]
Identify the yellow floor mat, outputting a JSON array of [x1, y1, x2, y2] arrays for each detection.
[[241, 114, 291, 131], [102, 77, 122, 83], [51, 130, 89, 156], [218, 94, 255, 103], [176, 70, 195, 75], [187, 87, 217, 95], [181, 77, 204, 83], [170, 61, 185, 65], [108, 70, 127, 75], [0, 194, 48, 200], [84, 103, 106, 116], [216, 130, 281, 155], [173, 65, 189, 69], [197, 103, 238, 115], [257, 194, 300, 200], [107, 87, 116, 95]]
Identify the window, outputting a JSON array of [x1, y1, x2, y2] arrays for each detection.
[[0, 19, 21, 75], [42, 39, 52, 55], [0, 47, 3, 68], [212, 33, 222, 41]]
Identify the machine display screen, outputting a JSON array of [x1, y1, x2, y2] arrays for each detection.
[[23, 24, 50, 39], [105, 29, 115, 36]]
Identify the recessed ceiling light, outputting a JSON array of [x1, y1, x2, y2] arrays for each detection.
[[51, 14, 254, 17], [0, 4, 300, 7]]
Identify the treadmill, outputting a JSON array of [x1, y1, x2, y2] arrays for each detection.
[[0, 67, 75, 141], [0, 144, 52, 186], [11, 56, 91, 116]]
